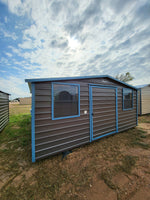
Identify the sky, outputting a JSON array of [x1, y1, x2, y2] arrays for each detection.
[[0, 0, 150, 99]]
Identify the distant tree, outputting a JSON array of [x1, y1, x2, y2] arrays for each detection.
[[115, 72, 134, 82]]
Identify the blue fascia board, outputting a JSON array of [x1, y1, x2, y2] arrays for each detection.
[[25, 75, 138, 90]]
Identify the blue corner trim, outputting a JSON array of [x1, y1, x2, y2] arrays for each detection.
[[25, 75, 138, 90], [89, 86, 93, 142], [31, 83, 35, 163], [122, 88, 134, 111], [136, 90, 138, 126], [51, 82, 80, 120], [116, 88, 118, 133], [89, 85, 117, 141]]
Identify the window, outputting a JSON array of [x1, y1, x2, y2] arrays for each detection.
[[123, 88, 133, 110], [52, 83, 80, 120]]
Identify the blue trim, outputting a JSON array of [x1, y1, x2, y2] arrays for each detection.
[[122, 88, 134, 111], [25, 75, 138, 90], [89, 86, 93, 142], [88, 83, 117, 88], [92, 131, 116, 141], [136, 90, 138, 126], [89, 85, 118, 141], [116, 88, 118, 133], [31, 83, 35, 163], [51, 82, 80, 120]]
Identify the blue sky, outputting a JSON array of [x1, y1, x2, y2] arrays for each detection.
[[0, 0, 150, 99]]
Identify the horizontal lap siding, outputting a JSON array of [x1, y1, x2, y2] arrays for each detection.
[[34, 82, 90, 160], [34, 78, 137, 160], [0, 92, 9, 132]]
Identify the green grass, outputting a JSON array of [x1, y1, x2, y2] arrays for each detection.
[[138, 114, 150, 123], [119, 155, 138, 174], [126, 128, 150, 149], [0, 114, 31, 147]]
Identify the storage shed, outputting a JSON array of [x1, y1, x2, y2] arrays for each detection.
[[0, 91, 10, 132], [136, 84, 150, 115], [25, 75, 138, 162], [19, 97, 31, 105]]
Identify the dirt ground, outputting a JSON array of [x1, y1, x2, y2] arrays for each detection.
[[0, 113, 150, 199]]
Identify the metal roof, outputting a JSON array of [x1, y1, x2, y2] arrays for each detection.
[[25, 75, 138, 90], [0, 90, 10, 95], [135, 84, 150, 89]]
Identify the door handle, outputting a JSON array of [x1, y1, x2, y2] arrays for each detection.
[[91, 113, 94, 116]]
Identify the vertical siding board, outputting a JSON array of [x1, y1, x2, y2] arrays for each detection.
[[0, 92, 9, 132], [31, 78, 138, 161], [141, 86, 150, 115]]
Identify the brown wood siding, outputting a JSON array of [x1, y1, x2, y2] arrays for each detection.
[[0, 92, 9, 132], [34, 77, 137, 160]]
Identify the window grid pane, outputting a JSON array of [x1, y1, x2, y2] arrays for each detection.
[[53, 84, 79, 118], [123, 88, 133, 110]]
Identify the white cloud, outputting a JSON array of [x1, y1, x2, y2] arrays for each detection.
[[5, 52, 12, 57], [0, 76, 30, 100], [2, 29, 17, 40], [1, 0, 150, 98]]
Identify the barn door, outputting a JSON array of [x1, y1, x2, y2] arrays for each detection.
[[89, 85, 118, 142]]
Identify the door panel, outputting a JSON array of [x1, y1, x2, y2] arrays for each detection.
[[90, 86, 117, 141]]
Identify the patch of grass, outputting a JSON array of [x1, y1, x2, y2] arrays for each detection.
[[9, 104, 31, 116], [0, 114, 31, 142], [100, 168, 118, 190], [132, 141, 150, 149], [138, 114, 150, 123], [0, 114, 31, 173], [119, 155, 138, 174], [126, 128, 150, 149]]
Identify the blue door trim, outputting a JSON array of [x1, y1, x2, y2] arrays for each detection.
[[31, 83, 35, 163], [89, 85, 118, 142]]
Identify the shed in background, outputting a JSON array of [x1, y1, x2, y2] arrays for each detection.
[[136, 84, 150, 115], [19, 97, 31, 105], [0, 91, 10, 132]]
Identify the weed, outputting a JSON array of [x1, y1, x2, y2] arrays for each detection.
[[100, 168, 118, 190], [132, 141, 150, 149], [119, 155, 137, 174], [126, 128, 150, 149]]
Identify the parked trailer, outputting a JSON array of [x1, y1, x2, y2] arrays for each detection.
[[25, 75, 138, 162], [0, 91, 10, 132]]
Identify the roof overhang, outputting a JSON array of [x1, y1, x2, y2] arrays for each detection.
[[25, 75, 138, 93]]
